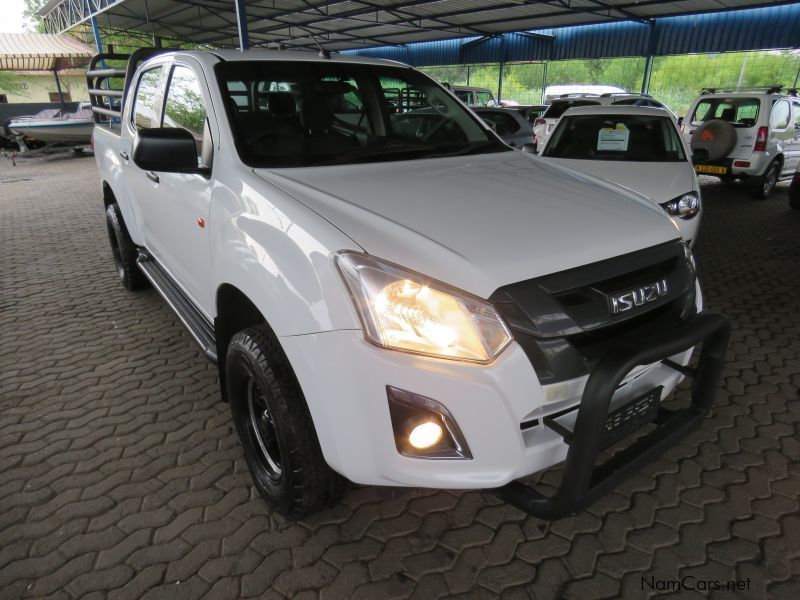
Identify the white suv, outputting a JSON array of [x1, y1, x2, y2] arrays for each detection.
[[682, 87, 800, 198]]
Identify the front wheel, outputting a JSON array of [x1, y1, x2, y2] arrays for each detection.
[[226, 326, 346, 518], [750, 160, 780, 199]]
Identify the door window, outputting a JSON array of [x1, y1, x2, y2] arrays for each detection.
[[163, 65, 208, 161], [769, 100, 790, 129], [792, 102, 800, 132], [132, 67, 163, 129]]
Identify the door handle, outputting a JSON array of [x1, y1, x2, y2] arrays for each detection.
[[119, 151, 129, 160], [146, 171, 159, 184]]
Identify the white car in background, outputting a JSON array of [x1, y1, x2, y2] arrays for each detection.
[[539, 105, 701, 244], [533, 93, 673, 152]]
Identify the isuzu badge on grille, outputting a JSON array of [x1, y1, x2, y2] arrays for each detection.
[[609, 279, 669, 315]]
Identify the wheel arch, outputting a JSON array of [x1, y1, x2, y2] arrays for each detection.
[[102, 181, 116, 208], [214, 283, 268, 401]]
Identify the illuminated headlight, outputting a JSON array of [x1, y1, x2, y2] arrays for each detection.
[[336, 252, 512, 363], [661, 192, 700, 219]]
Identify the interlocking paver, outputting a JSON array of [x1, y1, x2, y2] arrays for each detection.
[[1, 153, 798, 599]]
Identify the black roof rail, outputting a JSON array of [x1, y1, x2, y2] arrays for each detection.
[[86, 47, 171, 124], [700, 85, 785, 96]]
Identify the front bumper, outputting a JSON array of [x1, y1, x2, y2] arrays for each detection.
[[494, 311, 730, 519], [279, 299, 725, 497]]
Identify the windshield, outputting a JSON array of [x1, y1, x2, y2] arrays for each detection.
[[543, 113, 686, 162], [215, 61, 507, 167], [690, 97, 760, 128]]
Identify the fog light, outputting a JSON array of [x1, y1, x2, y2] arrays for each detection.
[[387, 386, 471, 459], [408, 421, 443, 449]]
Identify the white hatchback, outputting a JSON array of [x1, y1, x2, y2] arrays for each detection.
[[539, 105, 701, 244]]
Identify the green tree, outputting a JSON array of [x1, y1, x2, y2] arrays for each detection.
[[23, 0, 48, 32]]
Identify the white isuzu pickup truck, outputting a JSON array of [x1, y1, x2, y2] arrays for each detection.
[[88, 48, 730, 519]]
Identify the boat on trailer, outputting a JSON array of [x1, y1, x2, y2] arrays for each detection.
[[4, 103, 94, 144]]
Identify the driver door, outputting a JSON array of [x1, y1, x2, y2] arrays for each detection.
[[145, 61, 216, 314]]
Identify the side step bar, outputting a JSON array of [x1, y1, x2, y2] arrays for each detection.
[[136, 251, 217, 363]]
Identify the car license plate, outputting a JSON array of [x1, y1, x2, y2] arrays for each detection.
[[695, 164, 727, 175], [601, 386, 662, 449]]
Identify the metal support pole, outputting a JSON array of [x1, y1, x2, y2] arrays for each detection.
[[641, 54, 654, 94], [541, 61, 548, 104], [235, 0, 250, 51], [466, 65, 471, 86], [497, 35, 506, 104], [90, 16, 104, 53], [52, 69, 66, 109], [497, 61, 505, 104], [641, 20, 657, 94], [153, 35, 162, 48]]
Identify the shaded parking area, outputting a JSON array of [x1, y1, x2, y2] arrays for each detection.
[[1, 151, 799, 599]]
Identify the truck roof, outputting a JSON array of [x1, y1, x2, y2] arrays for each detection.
[[163, 48, 407, 68]]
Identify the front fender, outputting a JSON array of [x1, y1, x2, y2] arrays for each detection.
[[210, 167, 361, 336]]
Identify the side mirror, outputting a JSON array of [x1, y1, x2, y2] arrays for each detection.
[[692, 147, 710, 163], [132, 128, 206, 174], [677, 116, 684, 127], [521, 143, 538, 154]]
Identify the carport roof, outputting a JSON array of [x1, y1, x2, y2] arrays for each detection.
[[0, 32, 94, 71], [38, 0, 795, 52]]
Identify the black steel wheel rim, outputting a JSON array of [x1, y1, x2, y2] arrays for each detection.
[[246, 377, 283, 481]]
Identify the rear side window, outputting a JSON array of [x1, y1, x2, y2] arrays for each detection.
[[163, 65, 208, 159], [132, 67, 163, 129], [691, 97, 759, 128], [454, 90, 472, 104], [543, 114, 686, 162], [475, 91, 495, 107], [543, 100, 600, 119], [479, 111, 520, 135], [770, 100, 790, 129]]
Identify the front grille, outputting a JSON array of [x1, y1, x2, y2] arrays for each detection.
[[491, 241, 696, 384]]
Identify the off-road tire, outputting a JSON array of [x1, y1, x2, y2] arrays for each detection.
[[226, 325, 347, 518], [105, 203, 148, 290], [749, 160, 780, 199]]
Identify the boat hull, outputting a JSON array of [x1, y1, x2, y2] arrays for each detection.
[[6, 119, 93, 144]]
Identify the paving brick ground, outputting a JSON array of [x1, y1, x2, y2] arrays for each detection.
[[1, 149, 799, 599]]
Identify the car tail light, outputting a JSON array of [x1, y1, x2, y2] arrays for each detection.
[[794, 172, 800, 184], [733, 160, 750, 168], [533, 118, 546, 127], [89, 134, 94, 150], [754, 126, 768, 152]]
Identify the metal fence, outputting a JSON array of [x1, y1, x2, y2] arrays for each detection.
[[421, 49, 800, 115]]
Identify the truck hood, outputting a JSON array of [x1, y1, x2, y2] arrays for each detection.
[[254, 151, 680, 298], [541, 158, 696, 203]]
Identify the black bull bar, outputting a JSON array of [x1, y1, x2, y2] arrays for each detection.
[[493, 312, 731, 520]]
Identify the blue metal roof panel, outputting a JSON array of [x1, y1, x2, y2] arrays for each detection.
[[344, 4, 800, 66]]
